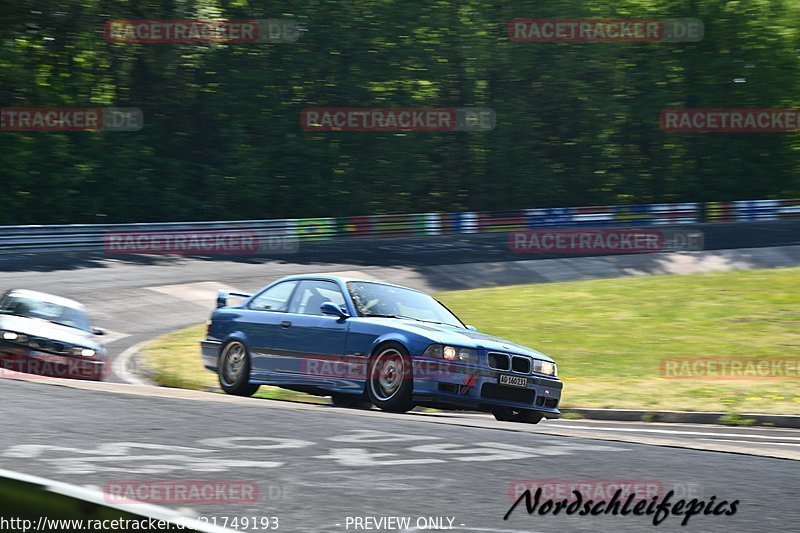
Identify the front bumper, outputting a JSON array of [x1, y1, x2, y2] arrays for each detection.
[[410, 357, 562, 418], [0, 344, 107, 381]]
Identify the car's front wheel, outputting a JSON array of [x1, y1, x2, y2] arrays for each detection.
[[366, 342, 414, 413], [492, 407, 543, 424], [218, 340, 260, 397]]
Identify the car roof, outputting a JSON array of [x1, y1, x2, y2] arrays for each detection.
[[275, 274, 422, 293], [5, 289, 86, 310]]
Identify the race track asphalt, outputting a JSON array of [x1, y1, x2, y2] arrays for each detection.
[[1, 378, 797, 533], [1, 244, 798, 532]]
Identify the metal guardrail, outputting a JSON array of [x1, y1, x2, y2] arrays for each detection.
[[705, 199, 800, 221], [0, 220, 299, 254], [0, 199, 797, 255]]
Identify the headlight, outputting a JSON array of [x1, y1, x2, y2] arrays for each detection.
[[532, 359, 557, 377], [423, 345, 443, 358], [455, 347, 478, 363], [71, 347, 96, 357], [1, 331, 28, 343], [423, 344, 478, 364]]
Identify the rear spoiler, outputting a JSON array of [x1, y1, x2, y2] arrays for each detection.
[[216, 289, 252, 309]]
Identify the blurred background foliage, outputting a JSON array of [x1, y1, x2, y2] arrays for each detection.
[[1, 0, 799, 224]]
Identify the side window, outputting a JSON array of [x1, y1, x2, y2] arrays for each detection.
[[288, 280, 346, 316], [248, 281, 298, 312]]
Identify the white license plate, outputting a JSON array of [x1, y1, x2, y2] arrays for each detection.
[[499, 374, 528, 388]]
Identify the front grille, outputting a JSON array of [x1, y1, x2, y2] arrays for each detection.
[[481, 383, 535, 404], [511, 356, 531, 374], [489, 352, 531, 374], [487, 352, 510, 371], [28, 338, 70, 355]]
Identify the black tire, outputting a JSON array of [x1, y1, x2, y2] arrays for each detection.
[[492, 407, 543, 424], [218, 340, 260, 397], [331, 393, 372, 409], [366, 342, 414, 413]]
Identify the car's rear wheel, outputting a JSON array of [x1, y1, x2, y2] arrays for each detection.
[[492, 407, 543, 424], [366, 342, 414, 413], [218, 340, 260, 397]]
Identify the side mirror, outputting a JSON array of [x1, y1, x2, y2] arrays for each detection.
[[320, 302, 349, 318], [465, 324, 477, 331], [92, 327, 106, 336]]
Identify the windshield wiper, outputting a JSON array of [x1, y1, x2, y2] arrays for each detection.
[[363, 314, 458, 327], [0, 310, 87, 331], [410, 318, 456, 326], [38, 317, 84, 330], [363, 313, 425, 321]]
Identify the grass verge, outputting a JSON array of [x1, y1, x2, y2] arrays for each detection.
[[140, 267, 800, 414]]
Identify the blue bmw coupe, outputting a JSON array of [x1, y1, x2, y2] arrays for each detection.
[[201, 275, 561, 423]]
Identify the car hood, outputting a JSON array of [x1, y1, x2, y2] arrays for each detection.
[[364, 318, 555, 362], [0, 314, 101, 349]]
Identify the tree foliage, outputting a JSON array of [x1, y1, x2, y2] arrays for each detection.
[[1, 0, 798, 224]]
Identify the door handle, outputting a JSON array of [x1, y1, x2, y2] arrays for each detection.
[[280, 320, 292, 328]]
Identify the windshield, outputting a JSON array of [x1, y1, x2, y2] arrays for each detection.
[[347, 282, 464, 328], [0, 294, 91, 332]]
